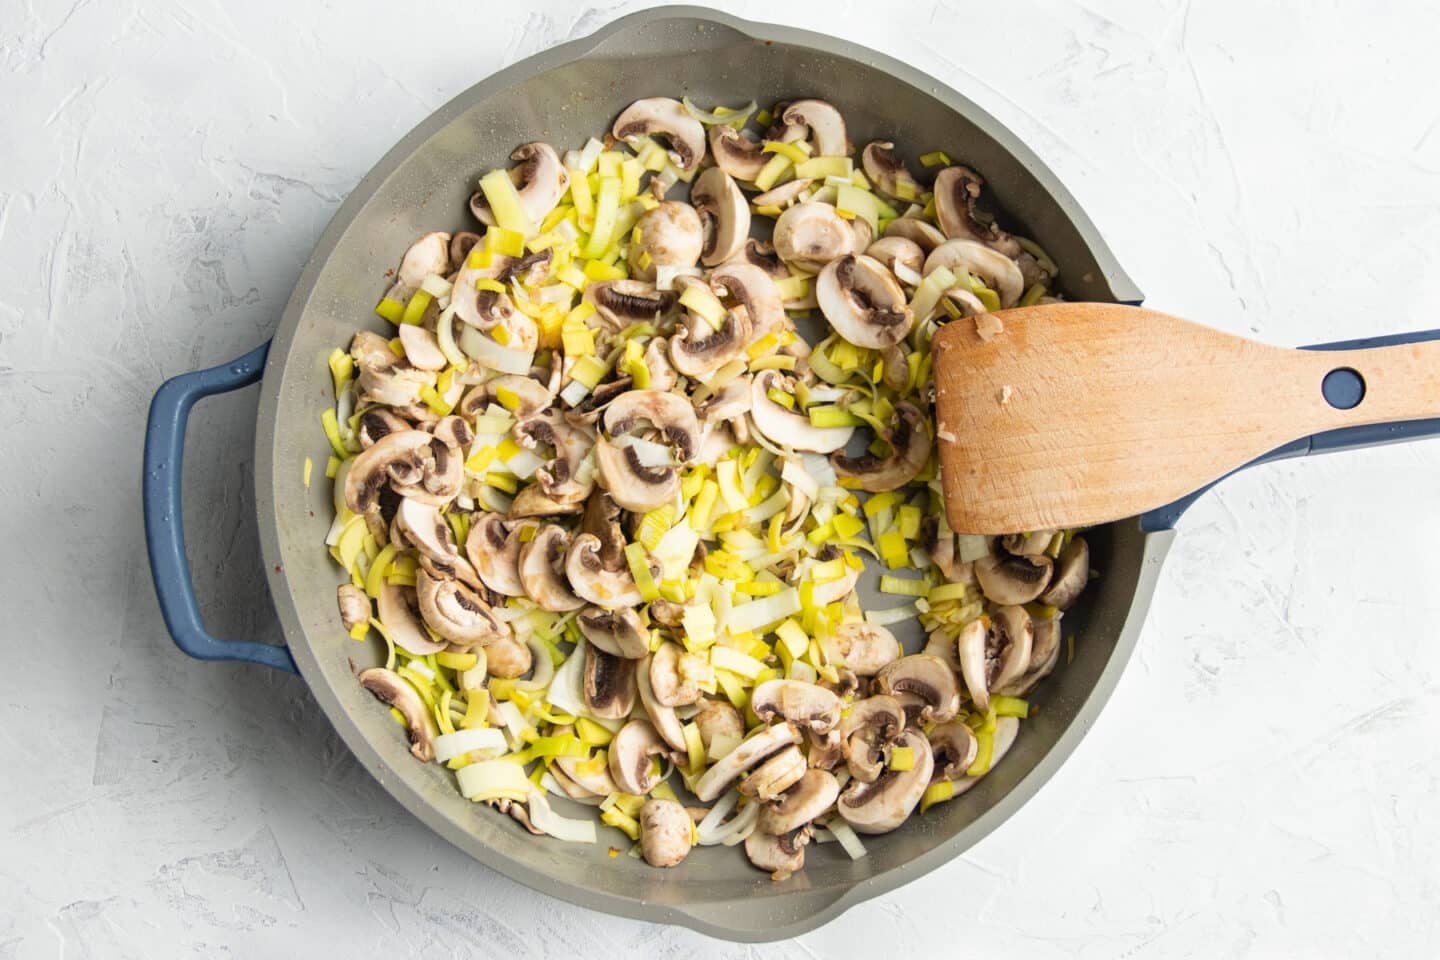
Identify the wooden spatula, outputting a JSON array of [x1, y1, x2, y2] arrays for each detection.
[[932, 303, 1440, 534]]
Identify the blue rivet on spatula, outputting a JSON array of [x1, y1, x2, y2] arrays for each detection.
[[1322, 367, 1365, 410]]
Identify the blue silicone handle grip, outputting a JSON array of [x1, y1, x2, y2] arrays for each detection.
[[143, 342, 298, 673], [1141, 328, 1440, 530]]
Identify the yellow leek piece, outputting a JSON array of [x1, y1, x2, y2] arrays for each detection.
[[486, 472, 518, 494], [811, 558, 846, 583], [436, 651, 478, 671], [302, 457, 313, 488], [889, 746, 915, 772], [920, 150, 952, 167], [807, 405, 864, 428], [920, 780, 954, 814], [678, 282, 727, 329], [583, 176, 622, 258], [967, 728, 995, 776], [576, 717, 614, 746], [479, 169, 534, 237], [752, 153, 792, 192], [625, 543, 660, 602], [620, 157, 643, 201], [400, 289, 432, 326], [807, 519, 835, 545], [460, 692, 489, 730], [767, 512, 784, 553], [878, 531, 910, 569], [418, 384, 452, 416], [879, 575, 928, 597], [320, 408, 348, 458], [713, 669, 750, 710], [765, 387, 795, 410], [992, 695, 1029, 718], [795, 156, 852, 180], [325, 455, 341, 479], [597, 151, 625, 178], [435, 690, 456, 736], [571, 354, 611, 390], [583, 258, 626, 282], [749, 354, 796, 372], [327, 349, 354, 397], [773, 275, 809, 301], [831, 513, 865, 540], [736, 580, 782, 597], [365, 543, 399, 599], [689, 479, 720, 531], [464, 446, 498, 475], [762, 140, 811, 165], [682, 722, 705, 773], [636, 503, 675, 551], [927, 581, 971, 605], [375, 297, 405, 324], [348, 621, 369, 641], [897, 504, 922, 540], [774, 619, 809, 660], [567, 167, 593, 221], [600, 807, 640, 841]]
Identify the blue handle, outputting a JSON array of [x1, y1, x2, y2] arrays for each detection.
[[143, 342, 298, 673], [1142, 328, 1440, 531]]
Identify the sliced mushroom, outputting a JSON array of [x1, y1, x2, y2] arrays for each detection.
[[865, 236, 925, 287], [649, 641, 702, 706], [750, 679, 843, 734], [928, 720, 980, 782], [388, 434, 463, 507], [708, 124, 767, 181], [669, 288, 751, 376], [641, 337, 678, 392], [518, 524, 585, 611], [464, 514, 528, 597], [415, 569, 505, 647], [469, 142, 568, 230], [359, 667, 435, 762], [1002, 531, 1054, 556], [1038, 537, 1089, 611], [693, 722, 801, 802], [809, 545, 861, 606], [513, 410, 595, 504], [820, 622, 901, 676], [949, 716, 1020, 797], [566, 531, 660, 609], [840, 694, 907, 784], [974, 552, 1053, 605], [816, 254, 914, 349], [694, 699, 745, 757], [635, 654, 687, 751], [922, 626, 963, 676], [745, 825, 811, 879], [759, 769, 841, 835], [932, 165, 1020, 256], [628, 201, 703, 281], [640, 798, 694, 867], [861, 142, 920, 201], [924, 239, 1025, 308], [593, 437, 675, 514], [836, 728, 933, 834], [1001, 617, 1061, 696], [449, 230, 481, 267], [578, 606, 650, 659], [694, 374, 752, 427], [509, 483, 585, 519], [884, 216, 947, 253], [356, 409, 410, 449], [603, 390, 698, 466], [484, 633, 533, 678], [458, 373, 553, 420], [830, 401, 931, 492], [431, 415, 472, 450], [956, 606, 1033, 712], [691, 166, 749, 266], [709, 263, 785, 346], [388, 231, 450, 302], [940, 287, 988, 321], [738, 745, 807, 801], [583, 280, 678, 330], [607, 719, 675, 795], [748, 370, 854, 453], [874, 654, 961, 724], [584, 644, 638, 720], [804, 726, 844, 770], [772, 202, 854, 271], [613, 98, 706, 172], [752, 178, 814, 210], [778, 99, 848, 157], [397, 324, 447, 371], [345, 431, 448, 514], [376, 579, 446, 655], [554, 751, 620, 797], [337, 583, 370, 631], [393, 498, 455, 565]]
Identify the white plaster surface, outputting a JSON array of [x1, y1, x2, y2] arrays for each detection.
[[4, 0, 1440, 956]]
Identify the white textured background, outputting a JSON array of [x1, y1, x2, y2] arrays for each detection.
[[4, 0, 1440, 956]]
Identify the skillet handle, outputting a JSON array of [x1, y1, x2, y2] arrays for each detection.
[[1141, 327, 1440, 531], [143, 341, 298, 673]]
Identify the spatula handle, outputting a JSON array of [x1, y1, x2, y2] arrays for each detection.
[[1142, 327, 1440, 530]]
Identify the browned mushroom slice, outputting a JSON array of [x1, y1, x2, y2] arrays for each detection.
[[583, 644, 638, 720], [974, 552, 1054, 605], [336, 583, 370, 631], [359, 667, 435, 762], [708, 124, 767, 181], [861, 142, 921, 202], [1002, 531, 1055, 556], [513, 410, 595, 504], [344, 430, 445, 514], [830, 402, 932, 492], [692, 166, 750, 266], [669, 279, 752, 377], [578, 606, 650, 659], [1039, 537, 1090, 611], [932, 165, 1020, 257], [583, 279, 678, 330], [758, 769, 841, 835], [816, 254, 914, 349], [613, 98, 706, 172], [375, 579, 446, 655], [356, 408, 409, 449], [874, 654, 961, 724], [865, 236, 925, 288], [649, 641, 704, 705], [640, 798, 694, 867], [749, 679, 843, 734]]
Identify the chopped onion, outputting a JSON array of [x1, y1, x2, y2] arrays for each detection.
[[495, 700, 531, 750], [526, 787, 598, 843], [455, 759, 531, 802], [780, 457, 820, 500], [458, 324, 534, 375], [433, 727, 507, 763]]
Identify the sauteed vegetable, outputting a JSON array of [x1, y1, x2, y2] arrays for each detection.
[[319, 95, 1089, 878]]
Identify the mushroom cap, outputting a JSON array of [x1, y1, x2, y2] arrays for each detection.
[[553, 751, 620, 797], [669, 297, 751, 377], [603, 389, 700, 459], [988, 604, 1035, 692], [513, 410, 596, 504], [758, 768, 841, 835], [816, 254, 914, 349], [737, 744, 808, 801], [509, 483, 585, 519], [932, 165, 1020, 257], [639, 798, 694, 868], [1001, 617, 1062, 696], [583, 279, 678, 330], [356, 408, 409, 449], [923, 239, 1025, 308], [928, 719, 980, 782], [359, 667, 435, 762], [607, 719, 674, 795], [694, 374, 753, 426], [578, 605, 650, 659], [649, 641, 702, 706], [565, 531, 660, 609], [375, 579, 446, 656], [957, 617, 992, 712], [749, 370, 855, 453], [517, 524, 586, 611], [860, 141, 920, 201], [628, 201, 703, 281], [397, 324, 447, 371], [465, 514, 528, 597], [343, 430, 439, 514], [974, 552, 1054, 605], [1002, 531, 1054, 556], [751, 178, 815, 210], [874, 654, 961, 724], [337, 583, 371, 631], [635, 654, 688, 751], [772, 202, 854, 271], [708, 124, 767, 181], [693, 722, 801, 802], [415, 569, 506, 647], [830, 401, 932, 492], [484, 633, 533, 678], [691, 166, 750, 266], [744, 825, 811, 878], [884, 216, 947, 253], [865, 236, 925, 284], [583, 643, 638, 720], [1039, 536, 1090, 611], [694, 698, 745, 754], [388, 433, 463, 507], [709, 263, 785, 346], [392, 232, 451, 301], [641, 337, 678, 392], [820, 622, 901, 676], [613, 97, 706, 172], [839, 694, 907, 783], [750, 679, 843, 734], [395, 497, 458, 563], [779, 99, 848, 157], [836, 728, 934, 834]]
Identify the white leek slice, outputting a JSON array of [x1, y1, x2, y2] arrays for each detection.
[[433, 727, 507, 763], [799, 452, 838, 489], [456, 759, 531, 802], [504, 448, 546, 480], [611, 434, 675, 467], [865, 603, 918, 627], [654, 264, 704, 291], [825, 819, 869, 860], [526, 787, 598, 843], [956, 534, 991, 563], [725, 587, 801, 635], [458, 325, 534, 375]]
